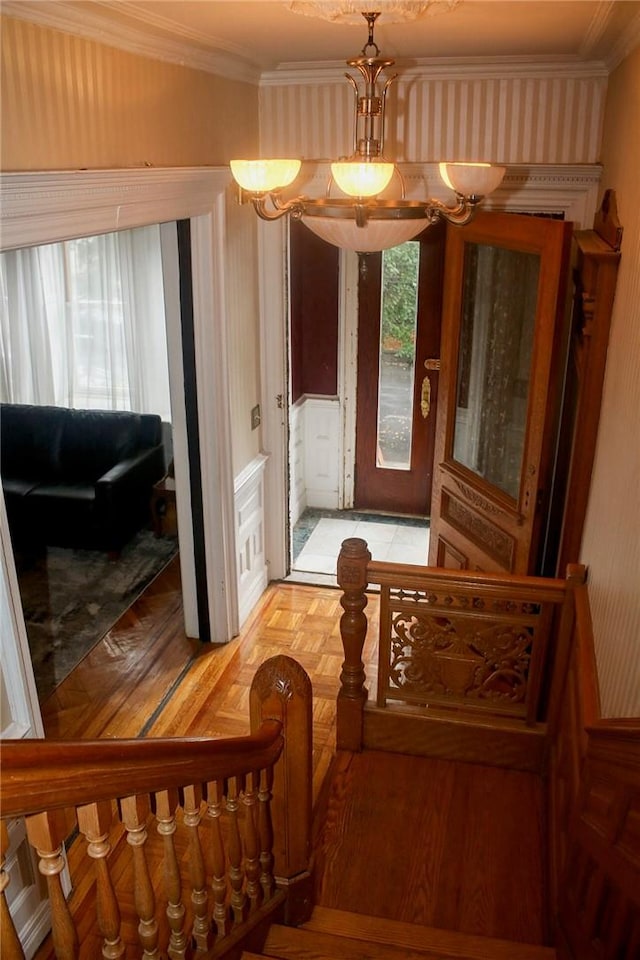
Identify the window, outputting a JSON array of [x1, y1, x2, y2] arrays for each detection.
[[0, 225, 171, 421]]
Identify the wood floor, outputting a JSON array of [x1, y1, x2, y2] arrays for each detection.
[[36, 554, 548, 952]]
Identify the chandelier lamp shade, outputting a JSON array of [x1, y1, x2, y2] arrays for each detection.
[[230, 11, 506, 251]]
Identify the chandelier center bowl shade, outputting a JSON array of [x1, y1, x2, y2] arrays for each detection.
[[230, 10, 505, 251]]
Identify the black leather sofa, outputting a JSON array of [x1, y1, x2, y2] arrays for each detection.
[[1, 403, 166, 554]]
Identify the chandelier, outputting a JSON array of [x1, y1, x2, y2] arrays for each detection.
[[230, 11, 506, 252]]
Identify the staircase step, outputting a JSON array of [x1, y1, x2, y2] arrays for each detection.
[[258, 907, 556, 960]]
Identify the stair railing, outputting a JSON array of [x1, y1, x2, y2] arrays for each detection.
[[0, 654, 313, 959], [336, 537, 585, 761], [548, 577, 640, 959]]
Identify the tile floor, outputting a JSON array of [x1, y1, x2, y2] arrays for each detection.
[[289, 508, 430, 585]]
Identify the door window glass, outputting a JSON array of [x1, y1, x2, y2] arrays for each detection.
[[452, 242, 540, 499], [376, 242, 419, 470]]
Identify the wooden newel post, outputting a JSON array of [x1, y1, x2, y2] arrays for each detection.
[[250, 655, 312, 926], [336, 537, 371, 752], [546, 563, 588, 739]]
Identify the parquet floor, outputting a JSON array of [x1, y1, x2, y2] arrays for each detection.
[[41, 555, 380, 800], [34, 555, 547, 955]]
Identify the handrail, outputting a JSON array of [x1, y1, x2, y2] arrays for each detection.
[[366, 557, 569, 601], [548, 578, 640, 960], [0, 654, 314, 958], [0, 720, 283, 819]]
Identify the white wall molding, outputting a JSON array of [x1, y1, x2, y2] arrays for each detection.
[[4, 1, 622, 89], [191, 207, 240, 641], [490, 164, 602, 227], [1, 1, 260, 85], [0, 168, 230, 251], [263, 55, 610, 86], [234, 454, 269, 627]]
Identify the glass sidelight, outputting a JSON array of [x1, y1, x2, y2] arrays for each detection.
[[452, 242, 540, 500], [376, 242, 420, 470]]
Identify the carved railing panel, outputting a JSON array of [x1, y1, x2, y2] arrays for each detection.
[[0, 655, 312, 957], [337, 538, 582, 748], [378, 583, 554, 721]]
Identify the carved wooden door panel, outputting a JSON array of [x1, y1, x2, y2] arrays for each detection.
[[428, 211, 572, 573]]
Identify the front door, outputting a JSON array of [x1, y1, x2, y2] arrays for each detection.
[[428, 211, 572, 573], [354, 224, 445, 515]]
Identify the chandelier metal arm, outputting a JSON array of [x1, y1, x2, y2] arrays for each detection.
[[248, 193, 307, 222], [426, 194, 481, 226], [246, 192, 481, 229]]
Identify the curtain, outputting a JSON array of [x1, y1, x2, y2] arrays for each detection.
[[0, 225, 171, 422]]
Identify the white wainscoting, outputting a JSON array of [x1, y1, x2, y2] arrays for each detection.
[[234, 454, 269, 628], [289, 401, 306, 528], [302, 397, 341, 511]]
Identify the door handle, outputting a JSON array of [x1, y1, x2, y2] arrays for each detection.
[[421, 374, 431, 419]]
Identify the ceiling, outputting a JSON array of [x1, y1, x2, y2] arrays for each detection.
[[5, 0, 640, 76]]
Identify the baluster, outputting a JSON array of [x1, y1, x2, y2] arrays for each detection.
[[1, 822, 26, 960], [25, 810, 79, 960], [153, 789, 189, 960], [242, 771, 262, 912], [226, 777, 248, 925], [336, 537, 371, 750], [206, 780, 229, 940], [119, 795, 159, 958], [76, 801, 124, 959], [182, 784, 211, 952], [257, 766, 275, 901]]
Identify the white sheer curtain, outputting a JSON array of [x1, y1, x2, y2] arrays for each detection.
[[0, 224, 171, 422]]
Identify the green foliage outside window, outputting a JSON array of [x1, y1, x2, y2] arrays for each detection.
[[380, 241, 419, 363]]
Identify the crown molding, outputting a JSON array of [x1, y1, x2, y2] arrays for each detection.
[[604, 10, 640, 72], [3, 1, 624, 89], [262, 54, 610, 86], [1, 1, 261, 85]]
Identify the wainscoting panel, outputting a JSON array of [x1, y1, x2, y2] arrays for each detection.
[[289, 401, 306, 528], [234, 454, 268, 627], [303, 398, 341, 510]]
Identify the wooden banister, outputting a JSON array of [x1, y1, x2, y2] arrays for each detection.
[[336, 538, 585, 768], [1, 722, 283, 820], [1, 654, 313, 958], [547, 578, 640, 959]]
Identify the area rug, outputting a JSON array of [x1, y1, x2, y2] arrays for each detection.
[[17, 529, 179, 701]]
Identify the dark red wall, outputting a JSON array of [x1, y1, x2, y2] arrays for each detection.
[[289, 220, 339, 403]]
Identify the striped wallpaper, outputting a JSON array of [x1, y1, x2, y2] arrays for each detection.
[[0, 15, 258, 170], [580, 46, 640, 719], [260, 70, 607, 165]]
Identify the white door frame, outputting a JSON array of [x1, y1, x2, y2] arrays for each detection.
[[258, 217, 290, 581], [0, 167, 238, 642]]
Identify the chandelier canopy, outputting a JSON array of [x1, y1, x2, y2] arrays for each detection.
[[230, 10, 506, 251]]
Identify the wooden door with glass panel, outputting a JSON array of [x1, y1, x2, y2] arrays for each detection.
[[354, 224, 444, 516], [428, 211, 572, 574]]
